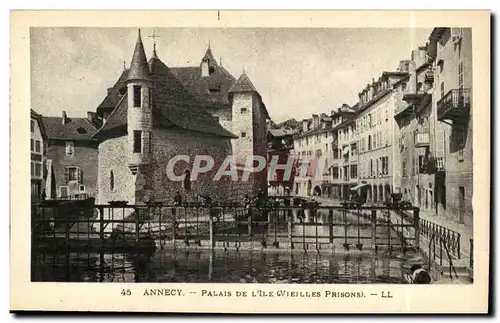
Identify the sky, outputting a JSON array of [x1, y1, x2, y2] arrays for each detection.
[[30, 27, 432, 123]]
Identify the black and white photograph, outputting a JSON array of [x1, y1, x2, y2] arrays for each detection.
[[10, 10, 491, 313], [28, 25, 475, 285]]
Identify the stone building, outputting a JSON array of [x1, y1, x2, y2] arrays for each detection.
[[30, 109, 46, 203], [42, 111, 99, 199], [332, 104, 358, 201], [356, 68, 408, 204], [393, 46, 437, 212], [292, 113, 333, 197], [93, 30, 269, 205], [428, 27, 473, 228], [267, 126, 297, 196]]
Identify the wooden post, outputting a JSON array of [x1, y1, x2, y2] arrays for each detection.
[[99, 207, 104, 240], [135, 208, 140, 242], [248, 207, 253, 238], [328, 209, 334, 244], [209, 211, 215, 249], [172, 207, 176, 248], [414, 208, 420, 250], [371, 210, 377, 250], [288, 216, 293, 250]]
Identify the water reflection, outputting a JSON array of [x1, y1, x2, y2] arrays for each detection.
[[32, 249, 424, 284]]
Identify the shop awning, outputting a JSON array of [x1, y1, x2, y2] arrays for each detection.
[[350, 183, 370, 191]]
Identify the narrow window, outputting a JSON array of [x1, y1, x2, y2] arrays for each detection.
[[133, 130, 142, 153], [65, 141, 74, 156], [110, 170, 114, 191], [183, 169, 191, 191], [35, 140, 41, 153], [241, 131, 247, 138], [35, 163, 41, 177], [30, 139, 34, 152], [30, 120, 35, 133], [240, 107, 247, 113], [133, 85, 141, 107]]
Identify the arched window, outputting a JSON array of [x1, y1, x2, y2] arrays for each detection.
[[183, 169, 191, 191], [110, 170, 114, 191]]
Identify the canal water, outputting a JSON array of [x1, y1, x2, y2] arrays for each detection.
[[32, 207, 424, 283], [32, 249, 425, 283]]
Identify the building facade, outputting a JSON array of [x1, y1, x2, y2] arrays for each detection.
[[42, 111, 99, 199], [30, 109, 45, 203], [329, 104, 358, 201], [393, 46, 437, 213], [267, 127, 296, 196], [292, 113, 333, 197], [428, 27, 473, 228], [356, 69, 408, 204], [94, 30, 269, 205]]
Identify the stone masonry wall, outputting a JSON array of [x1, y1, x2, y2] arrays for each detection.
[[47, 140, 99, 198], [97, 135, 136, 205], [150, 127, 233, 204]]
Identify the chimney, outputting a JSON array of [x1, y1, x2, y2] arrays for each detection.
[[302, 119, 309, 132], [312, 114, 319, 128], [201, 60, 209, 77], [408, 61, 417, 93], [87, 111, 95, 124], [62, 111, 67, 125], [397, 60, 410, 72], [107, 87, 113, 95], [411, 48, 427, 69]]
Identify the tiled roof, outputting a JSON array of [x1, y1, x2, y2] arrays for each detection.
[[126, 30, 151, 82], [170, 65, 235, 107], [268, 128, 296, 138], [96, 69, 128, 114], [31, 109, 47, 139], [94, 56, 237, 139], [229, 73, 257, 93], [42, 116, 98, 141], [202, 47, 218, 65]]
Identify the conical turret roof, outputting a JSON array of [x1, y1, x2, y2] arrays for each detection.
[[202, 46, 218, 66], [229, 71, 257, 93], [126, 29, 151, 82]]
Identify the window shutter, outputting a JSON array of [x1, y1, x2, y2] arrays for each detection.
[[64, 167, 69, 183]]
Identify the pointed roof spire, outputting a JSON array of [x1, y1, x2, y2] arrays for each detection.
[[202, 44, 218, 66], [229, 72, 257, 93], [126, 29, 151, 82]]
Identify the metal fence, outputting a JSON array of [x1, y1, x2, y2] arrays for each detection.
[[31, 201, 421, 254], [419, 217, 461, 259]]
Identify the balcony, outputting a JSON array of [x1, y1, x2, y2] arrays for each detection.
[[415, 132, 430, 147], [403, 92, 432, 114], [437, 88, 471, 124], [435, 157, 445, 172]]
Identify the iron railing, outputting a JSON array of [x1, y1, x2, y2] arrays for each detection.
[[420, 218, 461, 259], [31, 202, 421, 253], [415, 132, 430, 147], [437, 88, 470, 121]]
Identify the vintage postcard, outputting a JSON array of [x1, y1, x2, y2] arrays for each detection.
[[10, 10, 490, 313]]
